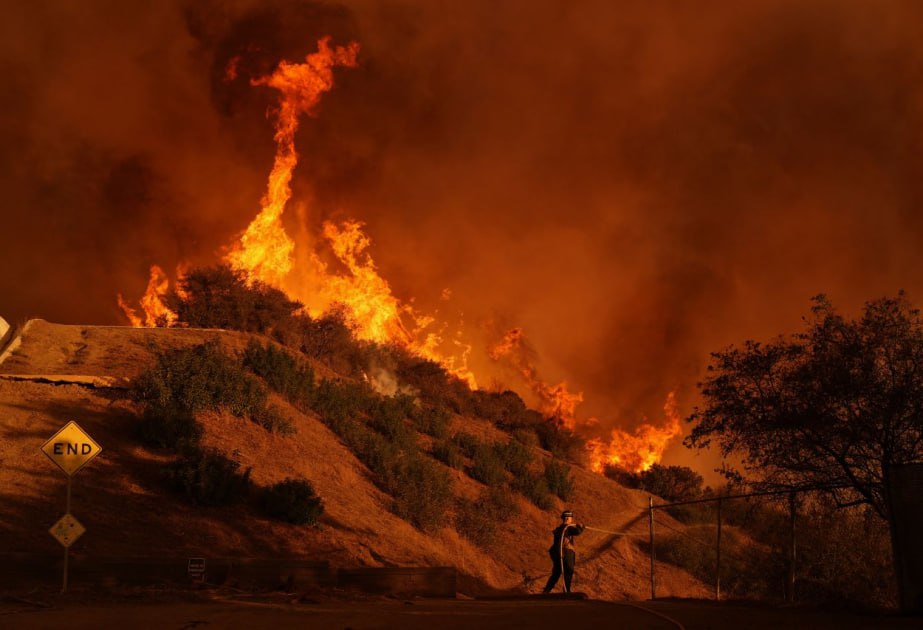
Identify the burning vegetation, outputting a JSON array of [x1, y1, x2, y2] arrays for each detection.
[[118, 37, 681, 475]]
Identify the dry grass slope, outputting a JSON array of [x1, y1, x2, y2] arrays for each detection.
[[0, 320, 708, 599]]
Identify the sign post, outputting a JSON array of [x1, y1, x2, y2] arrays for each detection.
[[41, 421, 102, 593]]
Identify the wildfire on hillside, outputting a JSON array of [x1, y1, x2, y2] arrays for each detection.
[[118, 37, 680, 474], [585, 391, 683, 473]]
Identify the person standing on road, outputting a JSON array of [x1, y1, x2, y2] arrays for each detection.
[[542, 509, 585, 594]]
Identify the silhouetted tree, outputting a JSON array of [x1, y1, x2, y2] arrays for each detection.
[[687, 293, 923, 521]]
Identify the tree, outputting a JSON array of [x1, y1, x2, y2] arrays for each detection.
[[686, 293, 923, 522]]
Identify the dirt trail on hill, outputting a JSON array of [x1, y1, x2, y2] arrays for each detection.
[[0, 320, 709, 599]]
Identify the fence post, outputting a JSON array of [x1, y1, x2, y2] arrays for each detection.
[[788, 491, 797, 603], [649, 496, 656, 600], [715, 497, 722, 601]]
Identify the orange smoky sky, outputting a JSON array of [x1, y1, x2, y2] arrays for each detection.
[[3, 1, 923, 474]]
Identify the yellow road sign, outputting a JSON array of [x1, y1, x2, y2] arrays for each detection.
[[49, 513, 85, 548], [41, 421, 102, 476]]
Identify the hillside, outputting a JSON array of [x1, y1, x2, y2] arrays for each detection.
[[0, 319, 709, 599]]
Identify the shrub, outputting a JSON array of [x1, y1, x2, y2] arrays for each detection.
[[544, 459, 575, 501], [299, 309, 368, 377], [166, 448, 251, 506], [470, 444, 507, 487], [167, 265, 303, 335], [513, 428, 539, 450], [354, 424, 402, 478], [131, 340, 266, 417], [411, 404, 451, 439], [513, 472, 554, 510], [312, 379, 375, 425], [243, 340, 314, 406], [603, 465, 640, 489], [533, 421, 585, 462], [495, 440, 533, 476], [135, 405, 202, 451], [390, 455, 453, 531], [252, 404, 296, 435], [432, 439, 464, 469], [452, 432, 481, 459], [395, 354, 473, 414], [260, 478, 324, 525], [368, 396, 415, 448], [471, 390, 543, 430], [455, 487, 520, 548], [638, 464, 704, 503]]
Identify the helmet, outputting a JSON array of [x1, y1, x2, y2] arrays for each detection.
[[561, 510, 573, 520]]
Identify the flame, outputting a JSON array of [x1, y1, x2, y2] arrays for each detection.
[[115, 37, 683, 473], [489, 328, 584, 427], [225, 37, 360, 287], [118, 265, 176, 328], [586, 391, 683, 473]]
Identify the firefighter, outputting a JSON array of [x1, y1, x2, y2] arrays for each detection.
[[542, 509, 585, 593]]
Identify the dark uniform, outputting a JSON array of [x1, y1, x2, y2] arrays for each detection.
[[542, 512, 585, 593]]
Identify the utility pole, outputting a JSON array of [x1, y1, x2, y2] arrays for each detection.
[[715, 497, 722, 601], [649, 496, 656, 600], [788, 491, 797, 603]]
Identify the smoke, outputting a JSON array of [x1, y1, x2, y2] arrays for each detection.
[[4, 1, 923, 471]]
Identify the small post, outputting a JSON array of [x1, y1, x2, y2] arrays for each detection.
[[649, 496, 656, 600], [63, 476, 72, 593], [788, 491, 796, 603], [715, 497, 722, 601]]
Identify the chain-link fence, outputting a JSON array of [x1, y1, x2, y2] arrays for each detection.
[[645, 488, 895, 608]]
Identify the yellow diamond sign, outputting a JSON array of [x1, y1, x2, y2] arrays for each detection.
[[41, 421, 102, 476], [50, 513, 86, 548]]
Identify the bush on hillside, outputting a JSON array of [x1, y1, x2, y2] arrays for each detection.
[[544, 459, 574, 501], [131, 340, 267, 417], [455, 487, 520, 548], [252, 404, 296, 435], [494, 439, 533, 476], [390, 455, 454, 531], [135, 405, 202, 451], [243, 340, 315, 407], [260, 478, 324, 525], [513, 472, 555, 510], [411, 404, 451, 439], [432, 439, 465, 469], [513, 428, 539, 450], [470, 445, 506, 487], [394, 354, 473, 415], [312, 379, 376, 426], [168, 264, 303, 336], [299, 308, 369, 377], [165, 448, 252, 506], [367, 396, 416, 448], [451, 432, 481, 459], [533, 421, 585, 462], [471, 390, 543, 430]]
